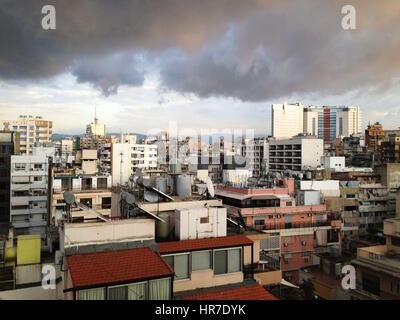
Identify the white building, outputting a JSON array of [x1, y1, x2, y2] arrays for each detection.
[[268, 136, 323, 171], [321, 156, 346, 171], [242, 139, 269, 177], [111, 143, 158, 186], [1, 115, 53, 155], [271, 102, 304, 139], [10, 155, 49, 243]]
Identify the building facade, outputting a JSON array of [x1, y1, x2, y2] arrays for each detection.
[[271, 102, 304, 139], [1, 116, 53, 155], [10, 155, 49, 243], [268, 136, 323, 171]]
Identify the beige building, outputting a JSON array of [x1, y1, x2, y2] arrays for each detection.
[[1, 116, 53, 155], [271, 102, 304, 139]]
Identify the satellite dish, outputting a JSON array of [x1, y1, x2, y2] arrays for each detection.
[[121, 191, 135, 205], [144, 190, 160, 202], [206, 176, 215, 198], [63, 191, 75, 205]]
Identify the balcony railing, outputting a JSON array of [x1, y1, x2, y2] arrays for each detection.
[[257, 219, 340, 231]]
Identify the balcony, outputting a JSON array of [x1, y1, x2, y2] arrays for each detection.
[[260, 219, 341, 231]]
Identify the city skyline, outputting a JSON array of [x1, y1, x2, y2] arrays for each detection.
[[1, 1, 400, 134]]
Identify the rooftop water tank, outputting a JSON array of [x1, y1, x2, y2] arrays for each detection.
[[155, 177, 168, 193], [176, 175, 191, 197]]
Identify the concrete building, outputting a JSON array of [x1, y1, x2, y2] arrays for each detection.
[[321, 156, 346, 171], [111, 143, 157, 186], [1, 116, 53, 155], [303, 106, 362, 145], [351, 218, 400, 300], [242, 138, 269, 177], [365, 122, 385, 153], [271, 102, 304, 139], [86, 116, 105, 138], [215, 179, 342, 284], [10, 155, 49, 244], [52, 174, 112, 221], [268, 136, 323, 171], [0, 131, 20, 224]]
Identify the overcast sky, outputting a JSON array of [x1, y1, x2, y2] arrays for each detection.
[[1, 0, 400, 135]]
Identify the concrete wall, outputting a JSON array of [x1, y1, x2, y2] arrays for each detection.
[[64, 219, 155, 246], [173, 269, 243, 293], [175, 207, 227, 240]]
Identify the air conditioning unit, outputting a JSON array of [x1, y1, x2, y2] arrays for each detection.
[[284, 243, 288, 247], [302, 241, 307, 246]]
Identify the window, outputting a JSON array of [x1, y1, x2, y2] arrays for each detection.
[[108, 282, 147, 300], [286, 201, 292, 207], [214, 248, 241, 275], [149, 278, 170, 300], [163, 254, 189, 280], [391, 237, 400, 247], [192, 251, 211, 271], [254, 219, 265, 226], [14, 163, 26, 170], [78, 287, 105, 300]]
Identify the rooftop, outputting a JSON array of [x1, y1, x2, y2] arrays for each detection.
[[181, 282, 277, 300], [66, 247, 174, 289], [158, 236, 253, 254]]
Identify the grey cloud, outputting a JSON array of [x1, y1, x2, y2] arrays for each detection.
[[72, 54, 145, 96], [0, 0, 271, 80], [159, 0, 400, 101], [1, 0, 400, 102]]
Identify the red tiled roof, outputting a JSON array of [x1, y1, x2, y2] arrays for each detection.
[[66, 247, 174, 288], [182, 283, 278, 300], [158, 236, 253, 254]]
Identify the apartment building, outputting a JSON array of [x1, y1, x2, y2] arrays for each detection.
[[10, 155, 49, 243], [0, 131, 20, 224], [365, 122, 386, 153], [52, 174, 112, 221], [215, 178, 342, 284], [351, 218, 400, 300], [268, 135, 323, 172], [242, 138, 269, 177], [271, 102, 304, 139], [1, 116, 53, 155], [111, 142, 157, 186]]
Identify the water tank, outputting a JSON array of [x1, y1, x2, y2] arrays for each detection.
[[156, 212, 170, 240], [176, 175, 191, 197], [155, 177, 168, 193], [306, 172, 312, 180], [169, 162, 181, 173]]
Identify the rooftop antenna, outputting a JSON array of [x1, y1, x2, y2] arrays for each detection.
[[94, 106, 98, 124]]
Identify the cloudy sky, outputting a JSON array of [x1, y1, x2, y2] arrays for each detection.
[[1, 0, 400, 135]]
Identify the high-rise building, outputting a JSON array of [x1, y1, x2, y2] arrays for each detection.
[[1, 116, 53, 155], [0, 131, 20, 223], [271, 102, 304, 139], [303, 106, 362, 144]]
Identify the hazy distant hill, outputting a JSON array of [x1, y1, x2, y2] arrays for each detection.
[[52, 132, 147, 141]]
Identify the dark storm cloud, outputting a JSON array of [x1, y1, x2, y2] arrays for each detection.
[[1, 0, 400, 100], [0, 0, 272, 89], [72, 54, 145, 96], [159, 1, 400, 101]]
